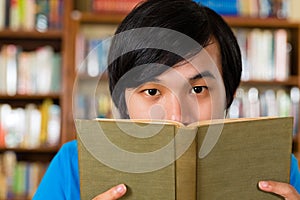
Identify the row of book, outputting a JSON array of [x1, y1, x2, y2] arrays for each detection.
[[0, 45, 61, 96], [75, 0, 142, 13], [0, 99, 61, 148], [0, 0, 63, 31], [75, 0, 300, 20], [234, 28, 291, 81], [0, 151, 48, 199], [196, 0, 298, 19], [76, 36, 111, 77], [228, 86, 299, 136], [75, 87, 112, 119]]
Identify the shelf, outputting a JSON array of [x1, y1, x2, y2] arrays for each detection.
[[0, 93, 61, 100], [0, 29, 63, 39], [71, 13, 300, 29], [0, 147, 59, 154], [224, 16, 300, 28], [240, 76, 299, 86]]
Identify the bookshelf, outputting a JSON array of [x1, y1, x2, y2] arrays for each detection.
[[68, 10, 300, 161], [0, 0, 74, 199]]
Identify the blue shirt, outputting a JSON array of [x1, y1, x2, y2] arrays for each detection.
[[33, 140, 300, 199]]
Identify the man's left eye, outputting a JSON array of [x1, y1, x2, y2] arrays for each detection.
[[144, 89, 160, 96], [192, 86, 207, 94]]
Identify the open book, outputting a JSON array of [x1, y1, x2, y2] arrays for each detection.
[[75, 117, 293, 200]]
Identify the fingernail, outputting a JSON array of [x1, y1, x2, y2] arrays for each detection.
[[259, 181, 269, 188], [116, 184, 126, 194]]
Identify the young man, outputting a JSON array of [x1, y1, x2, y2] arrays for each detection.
[[33, 0, 300, 199]]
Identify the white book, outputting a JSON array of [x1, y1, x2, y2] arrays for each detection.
[[6, 45, 18, 96], [87, 40, 100, 77], [274, 29, 289, 81], [17, 52, 30, 94], [235, 29, 250, 81], [261, 30, 274, 80], [247, 29, 262, 80], [23, 0, 35, 30], [0, 49, 7, 94], [290, 87, 299, 137], [36, 46, 54, 94], [46, 104, 61, 146], [25, 104, 41, 148], [29, 51, 38, 94], [264, 89, 277, 116], [248, 87, 260, 117]]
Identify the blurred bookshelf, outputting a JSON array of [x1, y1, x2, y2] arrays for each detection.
[[0, 0, 73, 199]]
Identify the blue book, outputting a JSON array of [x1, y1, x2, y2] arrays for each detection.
[[194, 0, 239, 16]]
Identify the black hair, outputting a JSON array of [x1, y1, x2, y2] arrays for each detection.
[[107, 0, 242, 118]]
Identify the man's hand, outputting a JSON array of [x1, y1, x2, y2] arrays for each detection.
[[259, 181, 300, 200], [92, 184, 127, 200]]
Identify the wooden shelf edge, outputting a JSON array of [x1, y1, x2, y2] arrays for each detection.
[[224, 16, 300, 28], [240, 76, 299, 86], [0, 93, 61, 100], [0, 29, 63, 39], [0, 147, 59, 153], [70, 13, 300, 28]]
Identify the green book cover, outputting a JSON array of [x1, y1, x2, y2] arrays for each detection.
[[75, 117, 292, 200]]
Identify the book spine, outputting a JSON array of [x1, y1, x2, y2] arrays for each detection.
[[9, 0, 20, 30], [5, 44, 19, 96], [5, 0, 10, 28], [50, 53, 62, 93], [35, 0, 49, 32], [23, 0, 36, 30], [46, 104, 61, 146], [0, 0, 6, 30], [274, 29, 289, 81], [35, 46, 54, 94], [0, 46, 7, 94], [175, 128, 197, 200]]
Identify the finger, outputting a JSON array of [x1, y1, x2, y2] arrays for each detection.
[[258, 181, 299, 199], [93, 184, 127, 200]]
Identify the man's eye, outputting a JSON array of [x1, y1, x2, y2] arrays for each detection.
[[192, 86, 207, 94], [144, 89, 160, 96]]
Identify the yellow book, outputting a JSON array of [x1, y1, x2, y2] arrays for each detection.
[[39, 99, 53, 146], [76, 117, 293, 200]]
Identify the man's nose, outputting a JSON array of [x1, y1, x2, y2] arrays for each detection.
[[165, 93, 182, 122]]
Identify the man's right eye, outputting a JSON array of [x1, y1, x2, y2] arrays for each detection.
[[143, 89, 160, 96]]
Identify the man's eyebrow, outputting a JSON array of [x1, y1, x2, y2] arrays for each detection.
[[190, 71, 215, 80]]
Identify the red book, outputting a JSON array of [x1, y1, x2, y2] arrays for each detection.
[[0, 123, 6, 148], [92, 0, 142, 13]]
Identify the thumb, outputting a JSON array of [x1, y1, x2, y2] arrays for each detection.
[[93, 184, 127, 200]]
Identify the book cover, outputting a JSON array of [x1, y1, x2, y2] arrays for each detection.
[[76, 117, 292, 199], [0, 0, 6, 30]]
